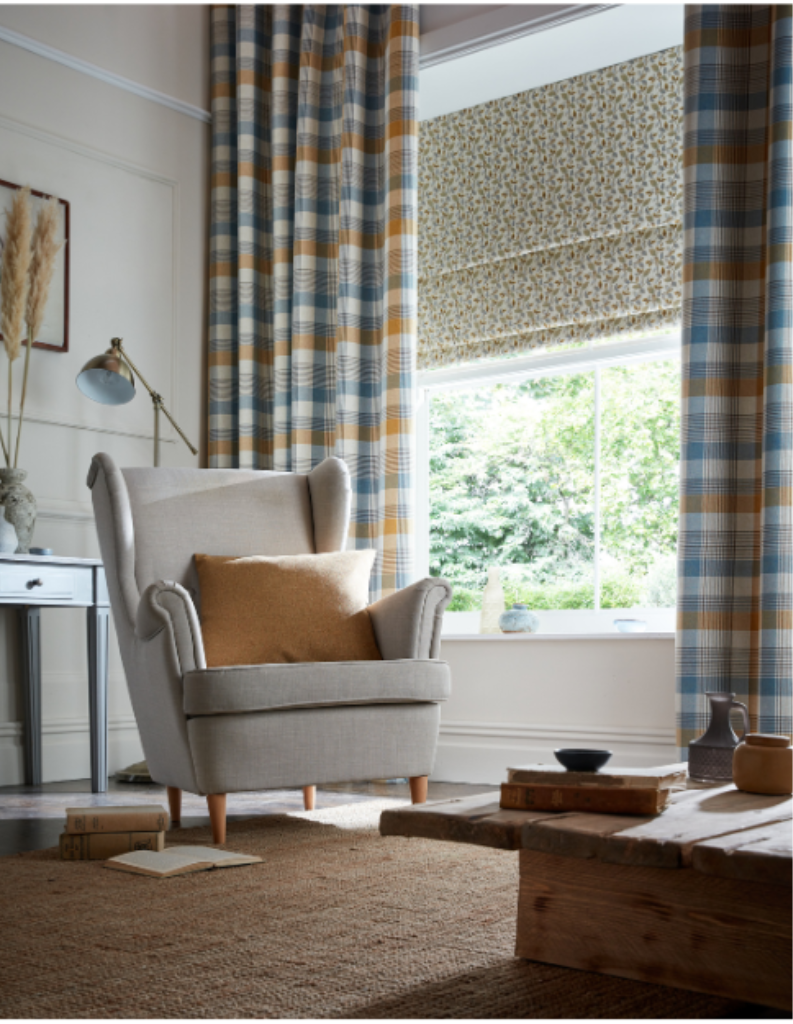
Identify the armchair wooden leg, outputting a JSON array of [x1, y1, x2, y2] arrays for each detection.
[[303, 785, 316, 811], [207, 794, 227, 844], [167, 786, 181, 826], [409, 775, 428, 804]]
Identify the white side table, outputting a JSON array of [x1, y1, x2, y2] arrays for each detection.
[[0, 553, 109, 792]]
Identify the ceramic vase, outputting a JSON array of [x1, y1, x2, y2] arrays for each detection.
[[499, 602, 539, 633], [0, 468, 36, 554], [0, 514, 17, 554], [480, 567, 505, 634], [688, 691, 750, 783]]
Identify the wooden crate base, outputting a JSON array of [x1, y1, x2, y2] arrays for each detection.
[[516, 849, 792, 1011]]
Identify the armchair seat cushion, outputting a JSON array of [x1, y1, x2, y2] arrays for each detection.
[[183, 660, 451, 717]]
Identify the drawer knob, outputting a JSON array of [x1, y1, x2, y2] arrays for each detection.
[[26, 578, 44, 589]]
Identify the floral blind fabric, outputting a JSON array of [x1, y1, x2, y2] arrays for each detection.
[[418, 48, 684, 369]]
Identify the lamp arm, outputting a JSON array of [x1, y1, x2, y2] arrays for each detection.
[[154, 397, 198, 457], [114, 340, 198, 457]]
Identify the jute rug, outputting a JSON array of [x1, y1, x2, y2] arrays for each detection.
[[0, 801, 764, 1019]]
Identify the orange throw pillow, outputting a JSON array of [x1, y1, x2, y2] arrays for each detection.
[[194, 551, 382, 668]]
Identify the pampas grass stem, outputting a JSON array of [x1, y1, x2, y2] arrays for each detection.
[[0, 420, 10, 467], [25, 197, 61, 341], [14, 328, 32, 468], [14, 196, 62, 467], [0, 187, 32, 363], [0, 186, 33, 469]]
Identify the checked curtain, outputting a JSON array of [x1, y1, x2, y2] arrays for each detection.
[[678, 5, 792, 751], [208, 5, 419, 599]]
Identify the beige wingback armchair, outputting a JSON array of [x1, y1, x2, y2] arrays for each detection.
[[88, 453, 452, 842]]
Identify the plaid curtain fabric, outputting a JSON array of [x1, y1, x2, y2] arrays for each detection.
[[678, 5, 793, 753], [209, 5, 418, 599]]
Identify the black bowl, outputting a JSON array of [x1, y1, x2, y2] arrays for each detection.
[[554, 748, 612, 772]]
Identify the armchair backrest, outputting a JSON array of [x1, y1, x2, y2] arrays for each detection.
[[88, 453, 351, 628]]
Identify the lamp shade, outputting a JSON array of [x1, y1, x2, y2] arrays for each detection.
[[76, 342, 135, 406]]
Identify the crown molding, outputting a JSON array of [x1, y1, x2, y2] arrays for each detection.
[[0, 25, 211, 124], [420, 4, 619, 69]]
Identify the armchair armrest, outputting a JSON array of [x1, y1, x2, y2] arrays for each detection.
[[367, 578, 452, 660], [136, 580, 206, 674]]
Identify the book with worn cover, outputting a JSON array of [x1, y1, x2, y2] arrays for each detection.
[[59, 830, 166, 860], [506, 763, 686, 791], [104, 845, 262, 878], [500, 781, 672, 816], [65, 805, 169, 834]]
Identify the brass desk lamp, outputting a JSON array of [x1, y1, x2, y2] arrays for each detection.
[[76, 337, 197, 466], [77, 337, 197, 785]]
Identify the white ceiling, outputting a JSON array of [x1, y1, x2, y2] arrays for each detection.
[[419, 5, 609, 66], [420, 4, 502, 37], [419, 4, 685, 121]]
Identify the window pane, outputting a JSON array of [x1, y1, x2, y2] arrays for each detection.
[[429, 373, 596, 611], [599, 360, 680, 609]]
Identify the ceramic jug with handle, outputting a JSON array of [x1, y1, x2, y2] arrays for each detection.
[[688, 691, 750, 783]]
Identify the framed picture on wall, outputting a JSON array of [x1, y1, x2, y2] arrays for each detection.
[[0, 178, 70, 353]]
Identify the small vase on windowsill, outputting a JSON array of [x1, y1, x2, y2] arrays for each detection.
[[480, 567, 505, 634], [0, 467, 36, 554], [499, 603, 539, 634]]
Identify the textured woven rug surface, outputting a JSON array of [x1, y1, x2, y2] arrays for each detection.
[[0, 800, 757, 1019]]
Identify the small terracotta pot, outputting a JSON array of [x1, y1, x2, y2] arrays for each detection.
[[732, 733, 792, 796]]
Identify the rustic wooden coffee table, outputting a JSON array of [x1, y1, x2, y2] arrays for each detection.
[[380, 786, 792, 1010]]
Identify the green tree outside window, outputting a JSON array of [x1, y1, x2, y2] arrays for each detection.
[[429, 360, 680, 612]]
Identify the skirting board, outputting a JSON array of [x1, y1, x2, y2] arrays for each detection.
[[431, 721, 677, 784], [0, 715, 143, 786]]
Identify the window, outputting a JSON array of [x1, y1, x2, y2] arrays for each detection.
[[415, 334, 680, 635]]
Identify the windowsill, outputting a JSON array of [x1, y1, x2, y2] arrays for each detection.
[[440, 609, 676, 638], [441, 632, 675, 641]]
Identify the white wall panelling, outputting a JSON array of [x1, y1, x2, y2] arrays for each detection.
[[435, 721, 677, 785], [0, 112, 179, 444], [432, 637, 677, 784], [0, 12, 208, 784], [0, 712, 139, 788], [0, 6, 209, 114], [0, 26, 211, 123]]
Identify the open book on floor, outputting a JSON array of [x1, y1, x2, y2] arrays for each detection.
[[104, 845, 262, 878]]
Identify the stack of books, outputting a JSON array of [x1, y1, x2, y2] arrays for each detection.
[[500, 763, 687, 816], [59, 804, 170, 860]]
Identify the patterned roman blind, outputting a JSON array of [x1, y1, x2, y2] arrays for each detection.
[[418, 48, 684, 370]]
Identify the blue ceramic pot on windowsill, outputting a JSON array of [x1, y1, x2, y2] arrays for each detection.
[[498, 603, 539, 634]]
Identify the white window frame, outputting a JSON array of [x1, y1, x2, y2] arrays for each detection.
[[415, 332, 682, 635]]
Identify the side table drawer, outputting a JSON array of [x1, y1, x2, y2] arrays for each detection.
[[0, 566, 77, 601]]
